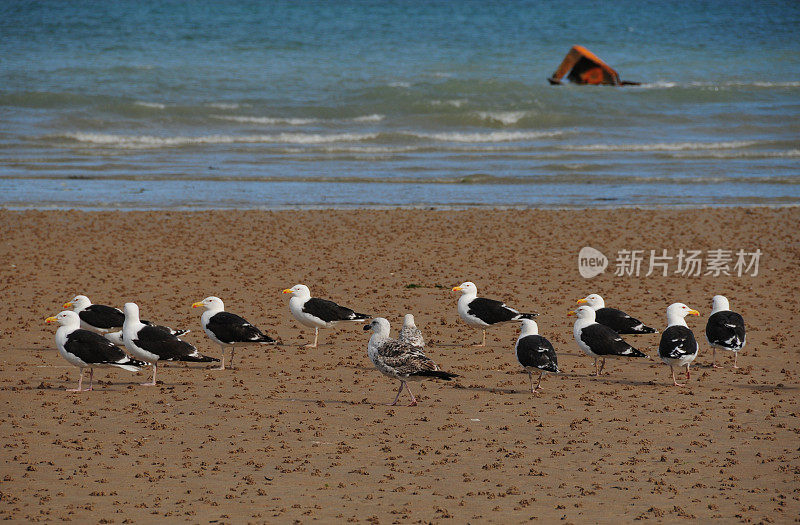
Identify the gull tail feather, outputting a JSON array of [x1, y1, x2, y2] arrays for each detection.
[[413, 370, 459, 381]]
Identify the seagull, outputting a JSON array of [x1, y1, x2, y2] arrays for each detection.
[[45, 311, 145, 392], [282, 284, 369, 348], [122, 302, 218, 386], [63, 295, 189, 336], [452, 281, 538, 347], [659, 303, 700, 386], [103, 325, 190, 348], [62, 295, 125, 333], [706, 295, 746, 369], [192, 296, 276, 370], [364, 318, 458, 406], [576, 294, 657, 334], [398, 313, 425, 348], [569, 305, 648, 376], [515, 319, 559, 393]]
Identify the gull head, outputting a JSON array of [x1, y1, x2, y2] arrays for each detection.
[[568, 305, 596, 321], [667, 302, 700, 319], [364, 317, 391, 337], [46, 310, 81, 327], [452, 281, 477, 295], [519, 318, 539, 336], [282, 284, 311, 299], [711, 295, 730, 312], [123, 302, 140, 321], [576, 293, 604, 309], [193, 296, 224, 311], [63, 295, 91, 310]]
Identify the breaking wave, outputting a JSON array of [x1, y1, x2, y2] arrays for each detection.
[[413, 130, 563, 142], [212, 114, 385, 125], [565, 141, 757, 152], [60, 132, 379, 148]]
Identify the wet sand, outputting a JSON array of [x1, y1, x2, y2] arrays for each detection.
[[1, 207, 798, 523]]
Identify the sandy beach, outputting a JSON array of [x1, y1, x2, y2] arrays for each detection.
[[1, 207, 798, 523]]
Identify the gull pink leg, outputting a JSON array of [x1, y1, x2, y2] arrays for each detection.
[[84, 368, 94, 391], [672, 366, 685, 387], [215, 344, 226, 370], [67, 369, 84, 392], [305, 328, 319, 348], [404, 381, 418, 407], [534, 371, 544, 392], [387, 381, 403, 406], [141, 363, 158, 386]]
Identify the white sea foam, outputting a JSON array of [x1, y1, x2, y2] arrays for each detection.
[[672, 149, 800, 159], [430, 99, 467, 108], [316, 145, 422, 154], [566, 141, 757, 152], [751, 81, 800, 88], [415, 130, 562, 142], [207, 103, 241, 109], [476, 111, 528, 125], [213, 115, 321, 125], [636, 81, 679, 89], [63, 132, 377, 148], [213, 114, 384, 125], [134, 101, 166, 109], [352, 114, 385, 122], [637, 81, 800, 90]]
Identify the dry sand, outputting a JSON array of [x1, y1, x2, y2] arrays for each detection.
[[1, 207, 798, 523]]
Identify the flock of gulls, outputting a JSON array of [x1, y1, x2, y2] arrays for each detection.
[[45, 283, 747, 405]]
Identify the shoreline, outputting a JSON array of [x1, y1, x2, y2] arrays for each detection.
[[3, 202, 800, 212], [3, 177, 799, 211], [1, 207, 798, 522]]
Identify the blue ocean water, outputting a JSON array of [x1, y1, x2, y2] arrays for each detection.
[[1, 0, 799, 209]]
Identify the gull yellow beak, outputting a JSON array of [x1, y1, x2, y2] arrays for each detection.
[[567, 311, 576, 316], [282, 288, 293, 294], [452, 286, 462, 291], [192, 302, 204, 308], [45, 316, 57, 324], [576, 298, 587, 305], [689, 309, 700, 316], [62, 302, 72, 308]]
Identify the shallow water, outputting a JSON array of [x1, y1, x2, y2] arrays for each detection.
[[2, 0, 799, 209]]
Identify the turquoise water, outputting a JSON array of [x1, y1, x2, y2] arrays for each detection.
[[1, 0, 799, 209]]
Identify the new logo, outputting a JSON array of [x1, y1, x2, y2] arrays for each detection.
[[578, 246, 608, 279]]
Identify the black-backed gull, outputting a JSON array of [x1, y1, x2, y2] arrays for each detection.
[[515, 319, 559, 393], [192, 296, 276, 370], [452, 281, 537, 347], [658, 303, 700, 386], [705, 295, 746, 369], [46, 311, 144, 391], [282, 284, 369, 348], [569, 305, 647, 376], [122, 302, 217, 386], [576, 293, 657, 334]]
